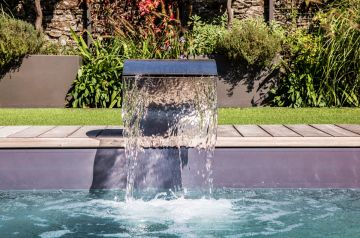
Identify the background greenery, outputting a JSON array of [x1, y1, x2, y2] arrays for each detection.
[[1, 0, 359, 109], [269, 0, 360, 107], [66, 14, 284, 108]]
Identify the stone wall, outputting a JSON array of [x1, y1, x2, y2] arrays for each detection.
[[190, 0, 315, 27], [90, 0, 135, 37], [233, 0, 265, 19], [191, 0, 265, 20], [42, 0, 85, 46], [274, 0, 319, 27], [8, 0, 317, 46], [9, 0, 85, 46]]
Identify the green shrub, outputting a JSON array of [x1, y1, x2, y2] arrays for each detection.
[[0, 14, 44, 74], [217, 18, 283, 66], [269, 0, 360, 107], [67, 31, 135, 108], [187, 15, 227, 56], [39, 40, 77, 56], [269, 29, 325, 107]]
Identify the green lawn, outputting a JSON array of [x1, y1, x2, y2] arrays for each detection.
[[0, 108, 360, 125]]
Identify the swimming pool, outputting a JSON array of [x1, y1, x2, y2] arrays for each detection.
[[1, 148, 360, 237], [1, 189, 360, 237]]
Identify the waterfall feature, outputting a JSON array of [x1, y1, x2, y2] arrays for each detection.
[[122, 60, 218, 200]]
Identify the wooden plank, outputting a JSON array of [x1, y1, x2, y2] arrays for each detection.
[[99, 138, 125, 147], [336, 124, 360, 136], [234, 125, 271, 137], [1, 136, 360, 148], [68, 126, 106, 138], [8, 126, 55, 138], [38, 126, 81, 138], [259, 125, 301, 137], [285, 124, 330, 137], [216, 137, 360, 148], [0, 138, 100, 148], [97, 126, 124, 138], [0, 126, 30, 138], [217, 125, 241, 137], [311, 124, 360, 137]]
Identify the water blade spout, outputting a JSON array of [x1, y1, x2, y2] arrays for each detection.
[[122, 60, 218, 200]]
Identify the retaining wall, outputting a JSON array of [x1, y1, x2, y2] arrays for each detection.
[[0, 55, 270, 107], [0, 55, 81, 108]]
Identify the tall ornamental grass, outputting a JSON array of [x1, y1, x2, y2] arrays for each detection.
[[315, 0, 360, 106], [270, 0, 360, 107]]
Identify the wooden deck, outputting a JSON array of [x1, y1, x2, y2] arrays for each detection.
[[0, 125, 360, 148]]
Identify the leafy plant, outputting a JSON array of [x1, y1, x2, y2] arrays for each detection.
[[67, 31, 136, 108], [217, 18, 283, 66], [269, 29, 325, 107]]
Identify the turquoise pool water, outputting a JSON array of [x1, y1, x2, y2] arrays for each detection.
[[1, 189, 360, 237]]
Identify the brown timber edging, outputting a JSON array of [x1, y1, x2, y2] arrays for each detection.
[[0, 125, 360, 148]]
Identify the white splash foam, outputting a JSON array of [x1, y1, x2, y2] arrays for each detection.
[[39, 229, 71, 238], [118, 197, 234, 223]]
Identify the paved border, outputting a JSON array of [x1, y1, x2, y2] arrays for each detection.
[[0, 125, 360, 148]]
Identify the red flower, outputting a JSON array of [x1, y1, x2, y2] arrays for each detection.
[[138, 0, 160, 16]]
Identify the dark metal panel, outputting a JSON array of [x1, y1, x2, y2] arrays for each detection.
[[209, 148, 360, 188], [0, 55, 81, 108], [123, 60, 218, 76], [1, 148, 360, 190], [0, 149, 97, 190]]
